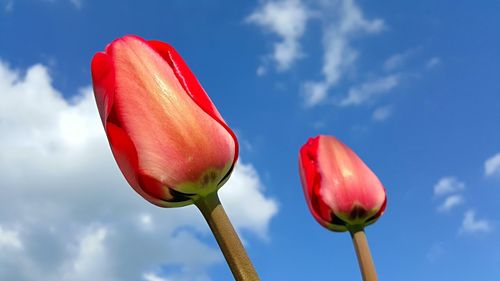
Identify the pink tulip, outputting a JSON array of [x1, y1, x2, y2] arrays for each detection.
[[91, 35, 238, 207], [299, 135, 386, 232]]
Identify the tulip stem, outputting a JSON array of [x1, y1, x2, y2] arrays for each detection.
[[195, 192, 260, 281], [350, 229, 378, 281]]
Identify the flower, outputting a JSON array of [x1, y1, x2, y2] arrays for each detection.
[[298, 135, 386, 232], [91, 35, 238, 207]]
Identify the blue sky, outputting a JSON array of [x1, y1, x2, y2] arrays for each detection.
[[1, 0, 500, 280]]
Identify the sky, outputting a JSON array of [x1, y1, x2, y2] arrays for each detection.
[[1, 0, 500, 280]]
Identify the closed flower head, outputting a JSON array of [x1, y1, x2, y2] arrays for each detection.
[[299, 135, 386, 232], [91, 35, 238, 207]]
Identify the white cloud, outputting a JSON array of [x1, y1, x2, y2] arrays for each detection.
[[433, 177, 467, 216], [437, 194, 464, 212], [256, 65, 267, 76], [339, 75, 399, 106], [220, 163, 278, 239], [384, 50, 415, 71], [62, 227, 114, 281], [0, 226, 23, 250], [248, 0, 387, 107], [302, 0, 384, 106], [460, 210, 492, 234], [0, 61, 278, 281], [384, 53, 406, 71], [246, 0, 309, 72], [8, 0, 85, 9], [4, 0, 13, 12], [69, 0, 82, 9], [484, 153, 500, 177], [302, 81, 329, 107], [372, 105, 393, 121], [144, 273, 172, 281], [426, 243, 444, 263], [433, 177, 465, 196], [426, 57, 441, 69]]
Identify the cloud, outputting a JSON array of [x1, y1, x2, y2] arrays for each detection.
[[302, 81, 330, 107], [248, 0, 387, 107], [246, 0, 309, 72], [144, 273, 173, 281], [437, 194, 464, 212], [0, 226, 23, 250], [0, 61, 278, 281], [256, 65, 267, 76], [383, 49, 417, 71], [61, 227, 114, 281], [3, 0, 13, 12], [433, 177, 466, 214], [302, 0, 384, 106], [433, 177, 465, 196], [220, 163, 278, 239], [426, 243, 444, 263], [8, 0, 85, 10], [460, 210, 492, 234], [339, 75, 399, 106], [484, 153, 500, 177], [372, 105, 393, 121], [425, 57, 441, 69], [384, 53, 406, 71], [69, 0, 82, 9]]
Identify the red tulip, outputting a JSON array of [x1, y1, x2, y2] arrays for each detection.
[[91, 35, 238, 207], [299, 135, 386, 232]]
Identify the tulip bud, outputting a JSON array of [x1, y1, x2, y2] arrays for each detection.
[[91, 35, 238, 207], [299, 135, 386, 232]]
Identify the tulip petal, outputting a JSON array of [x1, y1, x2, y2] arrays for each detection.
[[299, 135, 386, 231], [317, 136, 386, 223], [147, 41, 224, 121], [365, 196, 387, 226], [137, 173, 193, 207], [148, 39, 239, 166], [92, 35, 240, 207], [107, 122, 193, 207], [107, 36, 236, 193], [91, 52, 115, 127], [106, 122, 140, 190], [299, 137, 345, 230]]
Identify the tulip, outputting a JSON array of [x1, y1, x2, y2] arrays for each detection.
[[298, 135, 387, 281], [298, 135, 386, 231], [91, 34, 238, 207], [91, 35, 258, 281]]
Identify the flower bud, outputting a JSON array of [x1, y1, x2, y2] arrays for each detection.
[[299, 135, 386, 231], [91, 35, 238, 207]]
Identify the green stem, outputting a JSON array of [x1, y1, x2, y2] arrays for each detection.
[[350, 229, 378, 281], [194, 192, 260, 281]]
